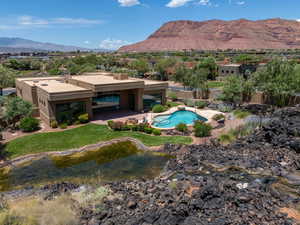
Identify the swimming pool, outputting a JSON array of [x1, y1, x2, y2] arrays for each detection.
[[152, 110, 208, 129]]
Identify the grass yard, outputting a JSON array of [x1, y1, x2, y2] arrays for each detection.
[[207, 81, 224, 89], [233, 110, 251, 119], [4, 124, 192, 158]]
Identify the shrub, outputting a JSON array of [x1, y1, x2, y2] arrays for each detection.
[[218, 133, 235, 144], [195, 101, 207, 109], [194, 121, 212, 137], [131, 124, 139, 131], [169, 181, 177, 190], [152, 104, 167, 113], [233, 110, 251, 119], [137, 123, 150, 132], [74, 120, 81, 125], [66, 119, 74, 126], [111, 121, 124, 131], [218, 105, 233, 113], [168, 92, 178, 101], [59, 123, 68, 129], [144, 127, 153, 134], [50, 120, 58, 128], [167, 101, 180, 108], [176, 123, 188, 133], [107, 120, 114, 129], [212, 114, 226, 121], [19, 117, 40, 132], [152, 129, 161, 136], [78, 113, 89, 124], [184, 99, 194, 107], [0, 195, 79, 225], [122, 125, 131, 131], [218, 123, 256, 144]]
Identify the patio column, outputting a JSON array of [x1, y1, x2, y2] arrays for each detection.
[[86, 98, 93, 120], [135, 88, 144, 112], [161, 89, 167, 105], [120, 90, 129, 110]]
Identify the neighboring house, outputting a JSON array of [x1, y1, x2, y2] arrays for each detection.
[[218, 63, 264, 79], [16, 72, 168, 125], [218, 64, 242, 78]]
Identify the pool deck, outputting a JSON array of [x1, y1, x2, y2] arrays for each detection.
[[148, 106, 223, 130]]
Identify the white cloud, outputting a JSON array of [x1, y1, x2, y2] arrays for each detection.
[[117, 0, 140, 7], [53, 18, 102, 25], [297, 19, 300, 22], [236, 1, 245, 5], [0, 15, 103, 30], [198, 0, 211, 6], [19, 16, 49, 25], [166, 0, 215, 8], [99, 38, 131, 50], [84, 41, 90, 44], [166, 0, 192, 8]]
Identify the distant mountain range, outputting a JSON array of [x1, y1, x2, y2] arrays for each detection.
[[0, 37, 107, 53], [119, 18, 300, 52]]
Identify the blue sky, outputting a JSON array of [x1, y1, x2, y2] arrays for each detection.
[[0, 0, 299, 49]]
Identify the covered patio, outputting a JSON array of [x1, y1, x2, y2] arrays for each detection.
[[91, 109, 149, 125]]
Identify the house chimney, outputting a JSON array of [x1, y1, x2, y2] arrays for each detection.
[[113, 73, 128, 80]]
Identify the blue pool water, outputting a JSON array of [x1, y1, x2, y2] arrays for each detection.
[[152, 110, 208, 129]]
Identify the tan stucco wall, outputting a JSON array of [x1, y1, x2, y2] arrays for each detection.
[[167, 89, 195, 100], [68, 79, 95, 92], [218, 65, 241, 78], [119, 89, 144, 111], [120, 90, 129, 110], [16, 80, 38, 106], [135, 88, 144, 112]]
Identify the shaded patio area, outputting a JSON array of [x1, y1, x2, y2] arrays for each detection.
[[91, 110, 149, 125]]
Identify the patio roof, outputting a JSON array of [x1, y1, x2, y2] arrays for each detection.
[[70, 74, 168, 92], [32, 79, 93, 101]]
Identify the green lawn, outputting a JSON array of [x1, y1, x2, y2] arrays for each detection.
[[5, 124, 192, 158], [207, 81, 224, 89]]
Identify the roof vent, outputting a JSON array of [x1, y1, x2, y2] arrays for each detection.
[[33, 81, 39, 83], [41, 83, 48, 86]]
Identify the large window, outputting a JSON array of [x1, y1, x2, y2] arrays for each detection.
[[143, 93, 162, 111], [92, 94, 120, 110], [56, 101, 86, 124]]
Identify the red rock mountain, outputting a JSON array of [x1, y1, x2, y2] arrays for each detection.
[[119, 18, 300, 52]]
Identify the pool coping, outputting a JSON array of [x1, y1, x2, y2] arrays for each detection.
[[148, 106, 223, 130]]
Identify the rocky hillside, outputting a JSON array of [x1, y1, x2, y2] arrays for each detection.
[[119, 18, 300, 52], [2, 106, 300, 224]]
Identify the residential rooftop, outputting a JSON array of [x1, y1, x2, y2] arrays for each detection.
[[24, 79, 89, 93], [71, 74, 144, 86], [222, 64, 241, 67], [17, 76, 63, 84]]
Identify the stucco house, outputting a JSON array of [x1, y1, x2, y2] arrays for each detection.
[[218, 64, 242, 78], [16, 72, 168, 125]]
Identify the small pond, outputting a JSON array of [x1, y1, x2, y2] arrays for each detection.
[[153, 110, 208, 129], [0, 141, 170, 192]]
